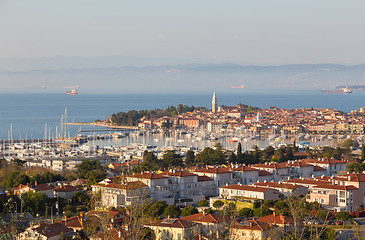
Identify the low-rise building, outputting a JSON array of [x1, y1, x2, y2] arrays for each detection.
[[219, 184, 281, 201], [145, 218, 199, 240]]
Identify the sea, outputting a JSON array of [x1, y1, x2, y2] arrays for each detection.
[[0, 90, 365, 141]]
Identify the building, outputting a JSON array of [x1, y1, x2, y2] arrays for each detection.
[[219, 184, 281, 201], [17, 222, 75, 240], [13, 182, 54, 198], [92, 181, 149, 208], [145, 218, 199, 240], [179, 213, 228, 237]]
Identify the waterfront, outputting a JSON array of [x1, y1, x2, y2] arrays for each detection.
[[1, 91, 365, 140]]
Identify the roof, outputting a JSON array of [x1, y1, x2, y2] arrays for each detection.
[[252, 162, 289, 169], [232, 219, 272, 231], [258, 170, 273, 176], [194, 167, 232, 174], [257, 213, 294, 225], [162, 170, 197, 177], [94, 181, 147, 190], [312, 184, 358, 191], [220, 184, 272, 193], [33, 222, 73, 238], [145, 218, 196, 229], [54, 185, 80, 193], [127, 172, 168, 179], [253, 182, 302, 190], [180, 213, 228, 224], [313, 165, 326, 171], [197, 175, 214, 182], [303, 158, 347, 165], [338, 173, 365, 182], [32, 183, 54, 191], [58, 216, 83, 229], [231, 166, 258, 172]]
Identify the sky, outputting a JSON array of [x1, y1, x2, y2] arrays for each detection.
[[1, 0, 365, 65]]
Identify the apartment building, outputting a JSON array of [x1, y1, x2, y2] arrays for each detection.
[[219, 184, 281, 201], [303, 158, 348, 176], [252, 181, 308, 197], [92, 181, 149, 208]]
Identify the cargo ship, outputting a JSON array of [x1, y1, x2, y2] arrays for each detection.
[[66, 89, 78, 95], [231, 85, 245, 89], [322, 87, 352, 94]]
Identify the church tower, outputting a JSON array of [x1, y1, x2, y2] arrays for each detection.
[[212, 92, 217, 113]]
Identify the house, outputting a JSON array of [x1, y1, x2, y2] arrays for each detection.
[[308, 184, 360, 212], [251, 162, 291, 181], [252, 181, 308, 197], [162, 170, 204, 206], [257, 212, 295, 234], [192, 167, 240, 195], [219, 184, 281, 201], [144, 218, 199, 240], [17, 222, 75, 240], [13, 182, 54, 198], [230, 219, 273, 240], [91, 181, 149, 208], [179, 213, 228, 237], [303, 158, 348, 176], [54, 185, 80, 199], [126, 172, 174, 205]]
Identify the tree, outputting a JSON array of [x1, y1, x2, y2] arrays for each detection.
[[163, 205, 181, 218], [144, 200, 168, 218], [75, 160, 105, 183], [362, 145, 365, 161], [336, 211, 351, 226], [237, 143, 243, 162], [238, 208, 253, 218], [213, 200, 224, 209], [197, 199, 209, 207], [161, 150, 183, 169], [181, 206, 198, 217], [185, 150, 195, 167]]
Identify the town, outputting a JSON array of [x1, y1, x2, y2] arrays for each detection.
[[1, 93, 365, 240]]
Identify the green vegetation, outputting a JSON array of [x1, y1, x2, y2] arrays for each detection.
[[181, 206, 199, 216], [110, 104, 205, 126], [197, 199, 209, 207], [75, 159, 106, 183]]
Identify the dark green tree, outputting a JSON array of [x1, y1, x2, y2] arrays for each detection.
[[238, 208, 253, 218], [163, 205, 181, 218], [181, 206, 199, 217], [185, 150, 195, 167], [237, 143, 243, 162], [144, 200, 168, 218], [197, 199, 209, 207]]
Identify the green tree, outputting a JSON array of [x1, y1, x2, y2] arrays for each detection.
[[181, 206, 198, 217], [197, 199, 209, 207], [237, 143, 243, 162], [161, 150, 183, 169], [238, 208, 253, 218], [185, 150, 195, 167], [163, 205, 181, 218], [213, 200, 224, 209], [144, 201, 168, 218], [22, 191, 48, 215], [75, 160, 105, 183], [336, 211, 351, 223], [253, 206, 272, 218]]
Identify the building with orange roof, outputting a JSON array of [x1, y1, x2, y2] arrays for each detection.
[[302, 158, 348, 176], [230, 219, 274, 240], [257, 212, 294, 234], [252, 181, 308, 197], [144, 218, 199, 240], [219, 184, 281, 201], [92, 181, 149, 208], [180, 213, 229, 237]]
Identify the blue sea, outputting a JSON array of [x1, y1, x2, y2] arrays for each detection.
[[0, 90, 365, 140]]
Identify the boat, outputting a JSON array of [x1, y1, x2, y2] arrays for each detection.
[[66, 89, 78, 95], [231, 85, 245, 89], [322, 87, 352, 94]]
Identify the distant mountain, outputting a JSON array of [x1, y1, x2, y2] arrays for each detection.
[[1, 60, 365, 94]]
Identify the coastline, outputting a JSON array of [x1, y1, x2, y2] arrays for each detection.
[[65, 122, 138, 130]]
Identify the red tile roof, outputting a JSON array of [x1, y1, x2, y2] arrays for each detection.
[[194, 167, 232, 174], [253, 182, 301, 190], [312, 184, 358, 191], [220, 184, 272, 193], [180, 213, 228, 224], [95, 181, 147, 190], [54, 185, 79, 193], [258, 170, 273, 176], [127, 172, 168, 179], [197, 176, 214, 182], [145, 218, 196, 228], [231, 166, 258, 172], [257, 213, 294, 225], [162, 171, 197, 177], [33, 222, 73, 238]]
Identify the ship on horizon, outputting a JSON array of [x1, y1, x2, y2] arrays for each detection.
[[231, 85, 244, 89], [65, 84, 79, 95], [322, 87, 352, 94]]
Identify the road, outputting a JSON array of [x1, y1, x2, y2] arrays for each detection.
[[336, 218, 365, 240]]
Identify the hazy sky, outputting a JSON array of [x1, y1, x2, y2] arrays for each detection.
[[1, 0, 365, 65]]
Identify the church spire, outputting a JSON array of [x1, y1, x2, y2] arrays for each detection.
[[212, 92, 217, 113]]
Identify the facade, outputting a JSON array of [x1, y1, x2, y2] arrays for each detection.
[[252, 181, 308, 197], [17, 222, 74, 240], [92, 181, 149, 208], [219, 184, 281, 201], [145, 218, 199, 240]]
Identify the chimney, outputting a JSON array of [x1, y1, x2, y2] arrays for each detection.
[[118, 231, 122, 238], [280, 213, 284, 222], [249, 222, 253, 227], [35, 181, 38, 186], [273, 212, 276, 217]]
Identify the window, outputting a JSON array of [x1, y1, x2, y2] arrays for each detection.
[[339, 191, 345, 198]]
